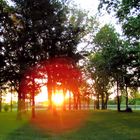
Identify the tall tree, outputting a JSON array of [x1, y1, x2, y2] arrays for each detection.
[[1, 0, 99, 117], [98, 0, 140, 83], [89, 52, 112, 109], [98, 0, 140, 110], [89, 25, 128, 111]]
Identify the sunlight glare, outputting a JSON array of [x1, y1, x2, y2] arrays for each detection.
[[35, 86, 48, 102], [65, 90, 73, 99], [52, 90, 64, 105]]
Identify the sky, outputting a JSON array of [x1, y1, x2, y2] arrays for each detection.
[[73, 0, 122, 32], [73, 0, 99, 15]]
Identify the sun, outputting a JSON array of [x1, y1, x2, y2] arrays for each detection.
[[52, 90, 64, 106], [35, 87, 68, 106]]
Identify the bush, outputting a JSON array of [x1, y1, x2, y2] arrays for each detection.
[[108, 99, 116, 105], [3, 104, 9, 112], [125, 107, 132, 112]]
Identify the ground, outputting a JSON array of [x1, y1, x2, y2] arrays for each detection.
[[0, 110, 140, 140]]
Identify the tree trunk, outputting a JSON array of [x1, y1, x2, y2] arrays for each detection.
[[47, 73, 52, 110], [47, 86, 52, 110], [17, 90, 22, 120], [32, 79, 35, 118], [101, 93, 105, 109], [125, 85, 129, 109], [96, 94, 100, 109], [63, 88, 66, 111], [94, 99, 96, 110], [87, 96, 90, 109], [73, 94, 76, 109], [104, 94, 108, 109], [32, 94, 35, 118], [117, 80, 121, 112], [76, 91, 81, 110], [0, 93, 2, 112], [78, 93, 81, 110], [10, 86, 13, 112], [69, 91, 71, 110], [10, 93, 13, 112], [83, 96, 86, 110]]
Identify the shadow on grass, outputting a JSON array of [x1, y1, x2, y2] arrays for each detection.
[[30, 110, 89, 134], [3, 111, 140, 140], [4, 110, 89, 140], [5, 123, 51, 140]]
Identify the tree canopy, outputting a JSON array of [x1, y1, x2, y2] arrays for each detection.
[[98, 0, 140, 41], [0, 0, 139, 114]]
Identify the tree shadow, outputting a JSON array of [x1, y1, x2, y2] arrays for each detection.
[[30, 110, 89, 134], [5, 110, 89, 140], [5, 123, 50, 140]]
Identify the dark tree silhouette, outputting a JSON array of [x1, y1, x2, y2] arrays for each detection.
[[0, 0, 89, 118]]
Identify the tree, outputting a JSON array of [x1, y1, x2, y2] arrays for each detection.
[[41, 57, 82, 110], [1, 0, 98, 117], [98, 0, 140, 91], [89, 51, 112, 109], [89, 25, 129, 111], [98, 0, 140, 41]]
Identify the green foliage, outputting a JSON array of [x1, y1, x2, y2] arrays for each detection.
[[122, 16, 140, 39], [135, 99, 140, 105], [89, 25, 121, 102], [108, 99, 116, 105], [98, 0, 140, 40], [0, 1, 85, 93], [0, 0, 95, 88], [3, 104, 9, 112], [0, 0, 100, 118], [129, 98, 136, 105], [94, 25, 119, 48], [88, 23, 140, 111]]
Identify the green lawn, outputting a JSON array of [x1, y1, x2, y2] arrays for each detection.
[[0, 110, 140, 140]]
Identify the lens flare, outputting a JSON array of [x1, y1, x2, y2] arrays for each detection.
[[20, 57, 86, 133], [52, 90, 64, 105]]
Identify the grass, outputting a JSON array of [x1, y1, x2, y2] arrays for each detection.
[[0, 110, 140, 140]]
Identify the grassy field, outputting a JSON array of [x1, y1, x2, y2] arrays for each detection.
[[0, 110, 140, 140]]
